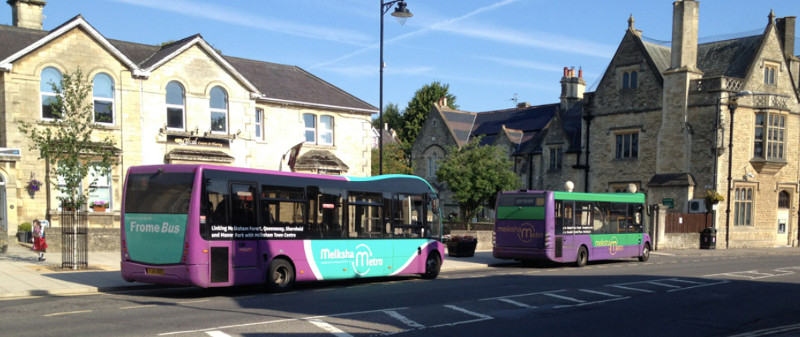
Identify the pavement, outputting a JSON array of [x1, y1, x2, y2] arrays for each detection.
[[2, 241, 799, 299]]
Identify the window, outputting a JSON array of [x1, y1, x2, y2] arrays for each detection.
[[549, 148, 563, 170], [754, 112, 785, 160], [427, 153, 438, 178], [778, 191, 790, 209], [764, 63, 777, 85], [319, 115, 333, 145], [255, 108, 264, 140], [210, 86, 228, 133], [89, 165, 111, 212], [615, 132, 638, 159], [93, 73, 114, 124], [41, 67, 62, 120], [166, 81, 185, 130], [347, 192, 384, 238], [733, 187, 753, 226], [304, 114, 316, 143], [303, 113, 335, 145], [621, 70, 638, 89]]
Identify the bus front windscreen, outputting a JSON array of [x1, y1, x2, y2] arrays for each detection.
[[124, 172, 194, 264]]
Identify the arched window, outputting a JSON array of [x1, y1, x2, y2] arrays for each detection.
[[166, 81, 185, 130], [622, 72, 630, 89], [93, 73, 114, 124], [734, 187, 753, 226], [630, 71, 638, 88], [210, 86, 228, 133], [41, 67, 62, 119]]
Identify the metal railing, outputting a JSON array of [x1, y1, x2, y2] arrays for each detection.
[[60, 210, 88, 270]]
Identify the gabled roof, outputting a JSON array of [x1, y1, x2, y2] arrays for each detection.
[[438, 106, 476, 147], [0, 16, 377, 113]]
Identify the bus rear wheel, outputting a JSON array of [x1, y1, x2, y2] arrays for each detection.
[[421, 253, 441, 279], [638, 243, 651, 262], [266, 258, 295, 292], [575, 246, 588, 267]]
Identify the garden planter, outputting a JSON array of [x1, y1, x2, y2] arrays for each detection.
[[446, 241, 477, 257], [16, 231, 31, 243]]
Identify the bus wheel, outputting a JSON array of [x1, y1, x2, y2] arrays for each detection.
[[266, 258, 295, 292], [575, 246, 588, 267], [638, 243, 651, 262], [421, 253, 441, 279]]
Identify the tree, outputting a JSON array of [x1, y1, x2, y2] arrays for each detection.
[[436, 137, 519, 228], [372, 141, 412, 176], [372, 102, 404, 135], [401, 81, 457, 147], [18, 68, 118, 211]]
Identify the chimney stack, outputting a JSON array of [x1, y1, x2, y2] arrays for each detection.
[[560, 66, 585, 110], [776, 16, 797, 60], [8, 0, 46, 30], [670, 0, 699, 71]]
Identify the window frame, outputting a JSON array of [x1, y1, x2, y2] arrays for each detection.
[[303, 113, 335, 146], [754, 111, 785, 161], [92, 73, 115, 125], [304, 113, 316, 144], [40, 67, 63, 120], [166, 81, 186, 131], [615, 132, 639, 159], [763, 61, 779, 86], [319, 115, 334, 146], [549, 147, 563, 171], [209, 86, 228, 134], [255, 108, 265, 141], [88, 164, 112, 212], [733, 186, 753, 226]]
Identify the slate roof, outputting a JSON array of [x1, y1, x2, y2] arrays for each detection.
[[0, 16, 376, 113], [437, 102, 581, 156], [639, 34, 763, 79]]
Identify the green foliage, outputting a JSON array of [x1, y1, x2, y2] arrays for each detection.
[[436, 137, 519, 227], [18, 222, 32, 232], [401, 81, 457, 147], [18, 68, 118, 209], [372, 103, 404, 135], [372, 141, 413, 176]]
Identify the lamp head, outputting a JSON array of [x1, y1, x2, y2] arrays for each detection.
[[391, 1, 413, 25]]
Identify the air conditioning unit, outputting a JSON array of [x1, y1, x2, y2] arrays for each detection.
[[688, 199, 706, 213]]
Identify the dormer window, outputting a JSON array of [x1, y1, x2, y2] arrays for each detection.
[[763, 61, 779, 85]]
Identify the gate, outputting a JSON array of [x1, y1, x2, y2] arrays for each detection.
[[665, 212, 712, 233], [61, 210, 88, 270]]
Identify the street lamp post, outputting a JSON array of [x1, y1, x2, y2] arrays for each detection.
[[724, 95, 739, 249], [379, 0, 412, 175]]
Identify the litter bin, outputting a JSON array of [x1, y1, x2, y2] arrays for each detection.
[[700, 228, 717, 249]]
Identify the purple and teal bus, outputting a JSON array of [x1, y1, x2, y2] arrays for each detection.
[[493, 190, 650, 267], [120, 164, 444, 291]]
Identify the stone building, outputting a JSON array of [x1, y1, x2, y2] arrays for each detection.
[[585, 0, 799, 248], [0, 0, 376, 251], [413, 0, 800, 248], [411, 69, 585, 218]]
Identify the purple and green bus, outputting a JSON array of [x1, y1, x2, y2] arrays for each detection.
[[493, 190, 650, 267], [120, 164, 444, 291]]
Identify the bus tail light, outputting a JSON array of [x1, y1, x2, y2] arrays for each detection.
[[544, 233, 550, 248], [181, 242, 189, 263], [121, 240, 128, 258], [492, 231, 496, 247]]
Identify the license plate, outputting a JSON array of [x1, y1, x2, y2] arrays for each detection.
[[146, 268, 164, 275]]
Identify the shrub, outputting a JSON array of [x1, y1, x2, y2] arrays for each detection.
[[18, 222, 32, 232]]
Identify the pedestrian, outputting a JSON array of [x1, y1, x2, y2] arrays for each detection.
[[32, 219, 47, 261]]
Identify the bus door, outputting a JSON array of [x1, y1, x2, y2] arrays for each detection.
[[554, 201, 573, 260], [230, 183, 258, 269]]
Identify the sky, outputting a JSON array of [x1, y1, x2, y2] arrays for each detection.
[[4, 0, 799, 115]]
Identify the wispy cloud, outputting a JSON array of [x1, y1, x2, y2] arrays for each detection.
[[325, 65, 434, 77], [107, 0, 372, 46], [476, 56, 563, 73]]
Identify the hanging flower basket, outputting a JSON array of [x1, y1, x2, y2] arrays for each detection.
[[25, 179, 42, 194]]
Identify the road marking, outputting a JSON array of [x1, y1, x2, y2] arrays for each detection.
[[205, 331, 230, 337], [498, 298, 536, 308], [728, 323, 800, 337], [177, 300, 211, 304], [120, 304, 157, 310], [44, 310, 92, 317], [307, 318, 353, 337], [705, 267, 800, 280], [480, 289, 567, 301], [606, 285, 654, 293], [542, 293, 586, 304], [158, 307, 409, 335], [443, 305, 493, 320], [578, 289, 623, 298], [646, 280, 682, 288], [384, 310, 425, 329]]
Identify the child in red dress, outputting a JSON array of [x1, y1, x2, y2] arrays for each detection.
[[32, 220, 47, 261]]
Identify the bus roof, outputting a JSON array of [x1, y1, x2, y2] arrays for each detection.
[[552, 191, 645, 203]]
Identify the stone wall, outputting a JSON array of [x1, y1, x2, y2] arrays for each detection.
[[36, 227, 120, 252]]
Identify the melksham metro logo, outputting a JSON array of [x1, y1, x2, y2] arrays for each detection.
[[352, 244, 384, 276]]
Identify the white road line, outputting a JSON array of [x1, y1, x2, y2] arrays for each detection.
[[667, 280, 729, 292], [668, 278, 705, 285], [43, 310, 92, 317], [498, 298, 536, 308], [444, 305, 493, 320], [542, 293, 586, 304], [120, 305, 157, 310], [307, 319, 353, 337], [205, 331, 231, 337], [646, 281, 682, 288], [578, 289, 623, 298], [480, 289, 567, 301], [384, 310, 425, 329], [607, 285, 654, 293], [728, 323, 800, 337]]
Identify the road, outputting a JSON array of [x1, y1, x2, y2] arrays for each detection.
[[1, 252, 799, 337]]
